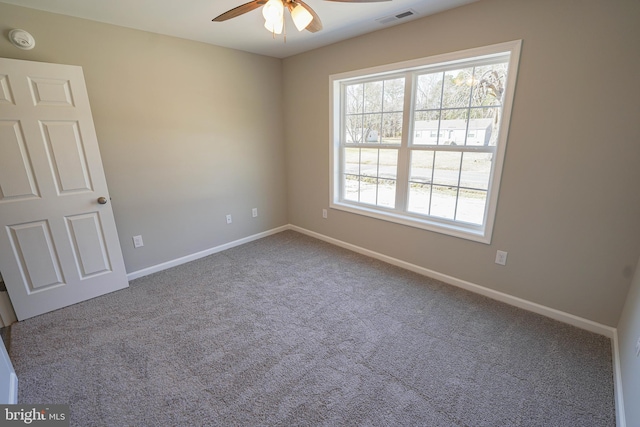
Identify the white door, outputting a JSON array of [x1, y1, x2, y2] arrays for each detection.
[[0, 58, 128, 320]]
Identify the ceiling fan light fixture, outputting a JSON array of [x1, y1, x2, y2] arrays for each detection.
[[262, 0, 284, 22], [263, 0, 284, 34], [290, 3, 313, 31], [264, 17, 284, 34]]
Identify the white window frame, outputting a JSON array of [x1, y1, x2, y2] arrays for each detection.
[[329, 40, 522, 244]]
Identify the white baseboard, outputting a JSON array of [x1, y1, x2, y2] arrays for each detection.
[[126, 225, 289, 281], [124, 223, 625, 426]]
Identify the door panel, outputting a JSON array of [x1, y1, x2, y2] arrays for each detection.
[[66, 212, 111, 278], [0, 58, 129, 320], [0, 74, 13, 104], [41, 120, 93, 194], [7, 220, 64, 292], [28, 77, 74, 107], [0, 120, 39, 201]]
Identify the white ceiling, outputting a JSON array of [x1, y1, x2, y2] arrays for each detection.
[[1, 0, 478, 58]]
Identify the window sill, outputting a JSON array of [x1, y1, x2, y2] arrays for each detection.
[[330, 201, 492, 244]]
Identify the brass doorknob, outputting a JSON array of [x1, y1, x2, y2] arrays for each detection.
[[97, 197, 108, 205]]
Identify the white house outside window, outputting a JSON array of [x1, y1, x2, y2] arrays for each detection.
[[330, 41, 522, 243]]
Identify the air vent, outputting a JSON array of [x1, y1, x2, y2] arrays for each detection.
[[376, 9, 417, 25]]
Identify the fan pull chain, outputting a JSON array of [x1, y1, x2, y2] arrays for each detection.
[[270, 17, 286, 43]]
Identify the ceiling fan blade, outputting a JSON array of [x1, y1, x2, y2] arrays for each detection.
[[296, 0, 323, 32], [212, 0, 266, 22]]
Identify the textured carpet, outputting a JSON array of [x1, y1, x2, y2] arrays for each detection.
[[8, 230, 615, 426]]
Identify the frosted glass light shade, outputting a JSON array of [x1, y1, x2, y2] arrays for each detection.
[[264, 17, 284, 34], [262, 0, 284, 22], [291, 4, 313, 31], [263, 0, 284, 34]]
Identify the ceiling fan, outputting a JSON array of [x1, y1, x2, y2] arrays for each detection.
[[213, 0, 390, 35]]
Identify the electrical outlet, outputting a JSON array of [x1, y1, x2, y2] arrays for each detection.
[[636, 337, 640, 357], [322, 209, 327, 219], [252, 208, 258, 218], [495, 250, 508, 265], [132, 235, 144, 248], [226, 214, 232, 224]]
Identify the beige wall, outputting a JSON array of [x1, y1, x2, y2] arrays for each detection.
[[0, 3, 288, 274], [283, 0, 640, 326], [618, 252, 640, 426]]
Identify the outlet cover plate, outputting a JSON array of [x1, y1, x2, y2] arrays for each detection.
[[133, 235, 144, 248], [495, 250, 508, 265]]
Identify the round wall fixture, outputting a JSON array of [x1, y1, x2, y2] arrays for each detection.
[[9, 29, 36, 50]]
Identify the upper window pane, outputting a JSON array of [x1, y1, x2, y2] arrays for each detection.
[[364, 81, 383, 113], [383, 78, 405, 112], [416, 73, 443, 110], [344, 78, 404, 145], [441, 68, 474, 109], [346, 84, 364, 114], [362, 113, 382, 143], [345, 115, 363, 143], [382, 112, 403, 144], [468, 108, 499, 146], [413, 111, 440, 146], [413, 63, 509, 148], [471, 63, 508, 107]]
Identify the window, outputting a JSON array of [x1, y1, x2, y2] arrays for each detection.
[[330, 41, 521, 243]]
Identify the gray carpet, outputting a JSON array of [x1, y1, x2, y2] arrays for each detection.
[[8, 230, 615, 426]]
